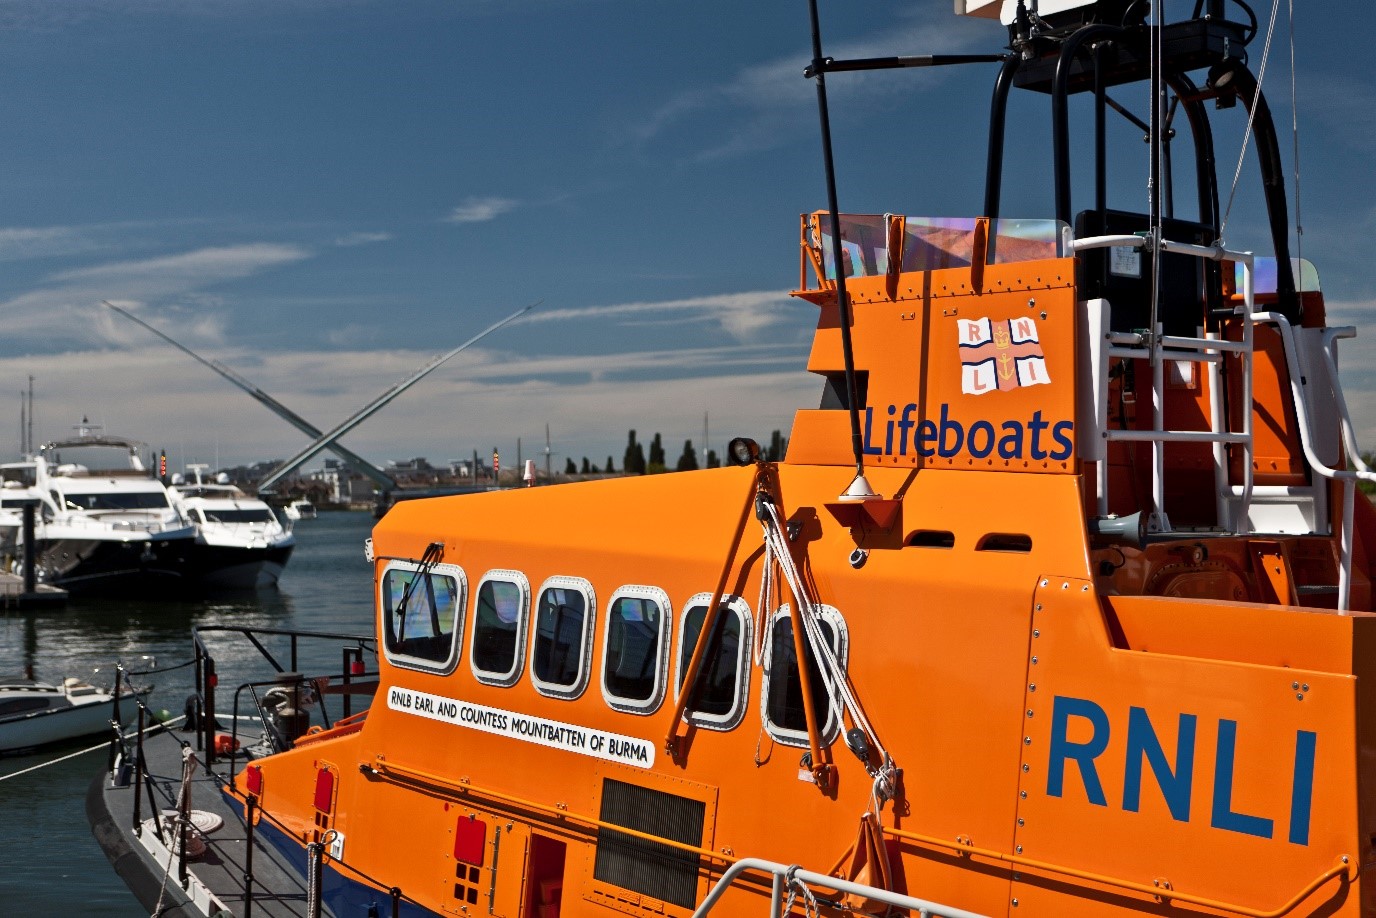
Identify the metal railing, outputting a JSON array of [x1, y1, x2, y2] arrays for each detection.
[[692, 859, 988, 918], [110, 695, 410, 918], [191, 625, 374, 764], [1248, 314, 1376, 611], [1076, 231, 1376, 611], [1074, 234, 1258, 535]]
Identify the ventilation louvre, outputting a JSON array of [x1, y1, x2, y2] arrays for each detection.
[[594, 778, 705, 909]]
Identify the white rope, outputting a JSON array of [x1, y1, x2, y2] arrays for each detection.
[[756, 498, 897, 806], [782, 866, 822, 918], [151, 747, 199, 918], [1218, 0, 1284, 244]]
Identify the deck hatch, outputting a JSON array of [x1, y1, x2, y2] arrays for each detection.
[[593, 778, 705, 909]]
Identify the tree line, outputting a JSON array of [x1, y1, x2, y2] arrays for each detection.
[[552, 429, 789, 477]]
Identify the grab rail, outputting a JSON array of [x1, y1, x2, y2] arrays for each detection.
[[191, 625, 374, 763], [692, 858, 988, 918], [1249, 314, 1376, 611]]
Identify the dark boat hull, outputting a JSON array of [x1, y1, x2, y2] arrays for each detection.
[[34, 534, 198, 597], [188, 543, 295, 591]]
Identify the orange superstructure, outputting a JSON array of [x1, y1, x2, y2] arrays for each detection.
[[104, 2, 1376, 917]]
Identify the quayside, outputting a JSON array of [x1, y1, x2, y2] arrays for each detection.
[[91, 1, 1376, 916]]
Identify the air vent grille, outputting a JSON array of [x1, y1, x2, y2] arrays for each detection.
[[594, 778, 705, 909]]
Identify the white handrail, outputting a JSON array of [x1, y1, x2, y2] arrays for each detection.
[[1252, 313, 1376, 612], [692, 858, 990, 918]]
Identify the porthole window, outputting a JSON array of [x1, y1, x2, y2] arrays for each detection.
[[601, 586, 671, 714], [673, 593, 751, 731], [380, 561, 466, 673], [530, 576, 596, 699], [761, 605, 848, 747], [470, 570, 530, 686]]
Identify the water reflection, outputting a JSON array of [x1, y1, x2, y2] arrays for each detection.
[[0, 511, 377, 916]]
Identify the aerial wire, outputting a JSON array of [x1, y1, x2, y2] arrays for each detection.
[[1218, 0, 1283, 245], [1287, 0, 1302, 290]]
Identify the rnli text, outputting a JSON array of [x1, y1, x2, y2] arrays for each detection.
[[1046, 695, 1316, 845]]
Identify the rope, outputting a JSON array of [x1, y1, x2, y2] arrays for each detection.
[[782, 865, 822, 918], [126, 657, 197, 677], [0, 715, 187, 783], [1218, 0, 1284, 244], [151, 746, 200, 917], [755, 496, 898, 810], [306, 841, 324, 918]]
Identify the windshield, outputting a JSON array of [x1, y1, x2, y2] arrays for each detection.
[[62, 491, 169, 512], [203, 508, 274, 524]]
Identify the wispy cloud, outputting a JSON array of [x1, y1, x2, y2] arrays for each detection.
[[0, 242, 312, 348], [634, 10, 990, 160], [523, 290, 802, 342], [0, 225, 101, 262], [1301, 73, 1376, 156], [333, 231, 393, 247], [444, 197, 519, 224]]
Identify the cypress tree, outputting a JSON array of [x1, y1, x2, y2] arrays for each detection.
[[675, 439, 699, 472]]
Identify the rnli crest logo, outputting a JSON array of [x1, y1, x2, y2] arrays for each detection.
[[958, 317, 1050, 395]]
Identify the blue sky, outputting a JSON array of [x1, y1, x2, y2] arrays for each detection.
[[0, 0, 1372, 474]]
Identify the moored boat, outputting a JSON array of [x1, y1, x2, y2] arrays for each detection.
[[172, 465, 296, 590], [90, 1, 1376, 916], [22, 431, 198, 597], [284, 499, 317, 521], [1, 674, 149, 755]]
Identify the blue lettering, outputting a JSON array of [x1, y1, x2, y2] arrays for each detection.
[[938, 403, 963, 458], [1047, 695, 1109, 806], [862, 402, 1072, 462], [1289, 730, 1317, 845], [916, 419, 937, 457], [1122, 706, 1195, 822], [861, 407, 883, 456], [1210, 719, 1274, 839], [968, 420, 995, 458], [1028, 410, 1049, 460], [897, 404, 917, 457], [1046, 698, 1318, 846], [998, 421, 1024, 458], [1050, 420, 1074, 461]]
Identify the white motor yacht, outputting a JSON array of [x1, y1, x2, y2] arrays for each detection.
[[171, 465, 295, 590], [22, 431, 197, 596], [0, 465, 42, 560], [283, 498, 317, 520]]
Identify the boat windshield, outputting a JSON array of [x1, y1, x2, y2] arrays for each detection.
[[62, 492, 169, 512], [815, 215, 1067, 280], [203, 508, 275, 524], [1236, 257, 1321, 295]]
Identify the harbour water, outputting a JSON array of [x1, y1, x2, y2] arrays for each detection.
[[0, 510, 377, 916]]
